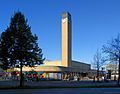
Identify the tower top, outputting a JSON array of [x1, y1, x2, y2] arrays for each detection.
[[62, 12, 71, 20]]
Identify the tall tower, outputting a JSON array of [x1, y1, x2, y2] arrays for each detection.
[[62, 12, 72, 67]]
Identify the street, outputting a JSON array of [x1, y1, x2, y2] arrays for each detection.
[[0, 88, 120, 94]]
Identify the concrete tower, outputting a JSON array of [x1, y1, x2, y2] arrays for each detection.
[[62, 12, 72, 67]]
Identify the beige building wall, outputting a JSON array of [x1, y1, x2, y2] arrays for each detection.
[[72, 61, 91, 72], [44, 61, 62, 66], [62, 12, 72, 67]]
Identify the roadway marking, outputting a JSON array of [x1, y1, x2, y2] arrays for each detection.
[[104, 92, 120, 94]]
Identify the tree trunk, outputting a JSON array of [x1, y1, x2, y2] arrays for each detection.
[[20, 61, 23, 87], [114, 73, 116, 81], [114, 63, 117, 81], [97, 69, 99, 82], [118, 58, 120, 86], [114, 70, 117, 81]]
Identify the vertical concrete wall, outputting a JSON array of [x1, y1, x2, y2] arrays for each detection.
[[62, 12, 72, 67]]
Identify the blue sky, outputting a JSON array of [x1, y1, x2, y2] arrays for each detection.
[[0, 0, 120, 64]]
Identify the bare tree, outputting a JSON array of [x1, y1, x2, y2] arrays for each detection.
[[102, 33, 120, 85], [92, 49, 105, 82], [106, 61, 118, 80]]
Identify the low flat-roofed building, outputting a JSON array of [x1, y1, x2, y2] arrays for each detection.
[[14, 60, 91, 80]]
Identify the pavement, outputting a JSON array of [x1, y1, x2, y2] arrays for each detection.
[[0, 80, 118, 88]]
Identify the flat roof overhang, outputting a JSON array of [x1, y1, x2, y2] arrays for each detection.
[[14, 66, 89, 73], [34, 66, 88, 73]]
